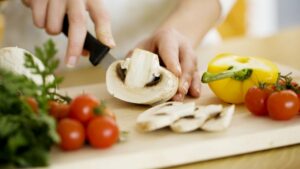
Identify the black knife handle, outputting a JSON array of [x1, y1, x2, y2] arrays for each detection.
[[62, 15, 110, 66]]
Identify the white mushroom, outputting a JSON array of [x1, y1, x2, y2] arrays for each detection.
[[194, 104, 223, 119], [106, 48, 179, 105], [170, 104, 223, 133], [170, 117, 204, 133], [0, 47, 53, 85], [201, 104, 235, 132], [137, 102, 195, 132]]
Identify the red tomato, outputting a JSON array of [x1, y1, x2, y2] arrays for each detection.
[[69, 94, 100, 123], [49, 101, 70, 120], [267, 90, 299, 120], [57, 118, 85, 151], [298, 93, 300, 112], [245, 86, 271, 116], [291, 81, 299, 87], [26, 97, 38, 113], [87, 116, 119, 149]]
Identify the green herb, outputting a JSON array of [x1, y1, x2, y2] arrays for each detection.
[[0, 40, 63, 167], [24, 39, 71, 104]]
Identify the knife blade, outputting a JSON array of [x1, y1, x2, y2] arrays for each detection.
[[62, 15, 116, 70]]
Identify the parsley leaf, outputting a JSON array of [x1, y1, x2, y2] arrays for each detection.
[[0, 40, 64, 167]]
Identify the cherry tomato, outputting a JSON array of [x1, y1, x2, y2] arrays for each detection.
[[26, 97, 39, 113], [69, 94, 100, 123], [298, 93, 300, 112], [245, 86, 271, 116], [57, 118, 85, 151], [267, 90, 299, 120], [49, 101, 70, 120], [291, 81, 299, 87], [87, 116, 119, 149]]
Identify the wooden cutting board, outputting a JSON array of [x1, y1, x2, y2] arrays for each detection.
[[49, 64, 300, 169]]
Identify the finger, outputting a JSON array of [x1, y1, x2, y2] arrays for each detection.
[[30, 0, 48, 28], [189, 71, 201, 97], [46, 0, 66, 35], [65, 0, 87, 67], [157, 37, 182, 77], [177, 45, 197, 96], [172, 92, 185, 102], [87, 0, 116, 48]]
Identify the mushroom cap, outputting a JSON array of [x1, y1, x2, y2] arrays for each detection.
[[136, 102, 195, 132], [0, 47, 54, 85], [106, 60, 179, 105]]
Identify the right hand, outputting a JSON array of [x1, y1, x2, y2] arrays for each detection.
[[22, 0, 116, 67]]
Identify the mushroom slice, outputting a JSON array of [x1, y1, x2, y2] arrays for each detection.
[[170, 117, 204, 133], [194, 104, 223, 119], [170, 104, 223, 133], [137, 102, 195, 132], [201, 104, 235, 132], [106, 48, 178, 105]]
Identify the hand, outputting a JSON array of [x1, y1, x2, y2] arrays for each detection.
[[131, 28, 201, 101], [22, 0, 116, 67]]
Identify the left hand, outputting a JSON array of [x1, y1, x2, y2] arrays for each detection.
[[129, 28, 201, 101]]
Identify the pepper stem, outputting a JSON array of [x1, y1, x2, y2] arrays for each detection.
[[201, 68, 253, 83]]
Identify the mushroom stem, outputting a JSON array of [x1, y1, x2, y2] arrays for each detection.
[[124, 49, 160, 88]]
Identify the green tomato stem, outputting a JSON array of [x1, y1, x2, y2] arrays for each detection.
[[201, 68, 253, 83]]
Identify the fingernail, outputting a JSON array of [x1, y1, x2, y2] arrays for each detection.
[[196, 85, 201, 93], [178, 93, 185, 101], [181, 81, 189, 94], [174, 93, 184, 101], [176, 65, 182, 76], [97, 29, 116, 48], [66, 56, 77, 68], [196, 87, 201, 94], [106, 36, 116, 47]]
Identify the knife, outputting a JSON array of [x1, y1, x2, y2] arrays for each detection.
[[62, 15, 116, 69]]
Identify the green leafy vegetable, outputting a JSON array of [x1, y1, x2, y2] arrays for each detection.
[[0, 39, 63, 167]]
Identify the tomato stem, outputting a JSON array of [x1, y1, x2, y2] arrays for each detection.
[[201, 68, 253, 83]]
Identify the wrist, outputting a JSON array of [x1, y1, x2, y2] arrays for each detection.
[[158, 0, 221, 47]]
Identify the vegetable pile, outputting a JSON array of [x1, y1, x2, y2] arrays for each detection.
[[0, 40, 120, 168], [245, 73, 300, 120], [56, 94, 119, 151], [0, 40, 61, 167], [201, 53, 300, 121]]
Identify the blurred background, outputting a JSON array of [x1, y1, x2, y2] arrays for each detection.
[[219, 0, 300, 38], [0, 0, 299, 71]]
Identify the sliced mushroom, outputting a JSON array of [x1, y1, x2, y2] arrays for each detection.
[[170, 117, 204, 133], [106, 48, 179, 105], [201, 104, 235, 132], [194, 104, 223, 119], [137, 102, 195, 132], [0, 47, 54, 85], [170, 104, 223, 133]]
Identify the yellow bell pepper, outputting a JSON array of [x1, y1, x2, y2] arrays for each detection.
[[201, 54, 279, 104]]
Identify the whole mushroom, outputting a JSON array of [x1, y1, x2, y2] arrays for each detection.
[[0, 47, 53, 85], [106, 49, 179, 105]]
